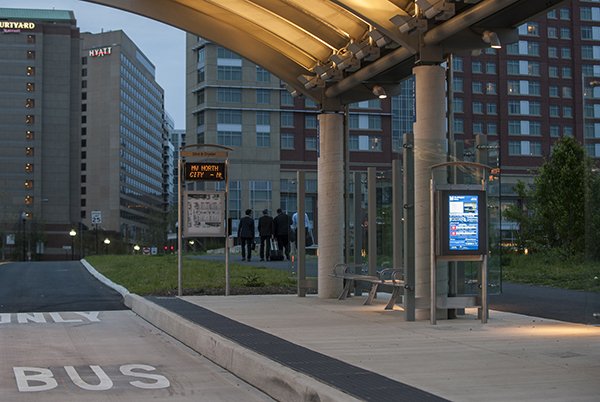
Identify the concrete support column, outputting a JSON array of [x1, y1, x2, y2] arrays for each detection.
[[413, 65, 448, 319], [318, 112, 344, 298]]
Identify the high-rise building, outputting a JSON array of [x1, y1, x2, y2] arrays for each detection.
[[0, 8, 81, 260], [185, 36, 396, 235], [81, 30, 168, 245]]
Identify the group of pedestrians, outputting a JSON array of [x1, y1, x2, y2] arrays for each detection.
[[237, 208, 310, 262]]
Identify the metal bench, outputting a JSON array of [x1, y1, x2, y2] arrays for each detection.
[[331, 263, 408, 310]]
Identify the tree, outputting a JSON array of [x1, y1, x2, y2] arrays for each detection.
[[504, 137, 600, 257]]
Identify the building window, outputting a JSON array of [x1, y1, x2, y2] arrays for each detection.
[[549, 86, 559, 97], [280, 112, 294, 127], [486, 82, 497, 94], [548, 66, 559, 78], [249, 180, 272, 208], [452, 77, 463, 92], [563, 106, 573, 118], [561, 48, 571, 59], [305, 136, 318, 150], [549, 105, 560, 117], [256, 66, 271, 82], [217, 47, 240, 59], [26, 130, 34, 140], [256, 131, 270, 147], [217, 131, 242, 146], [197, 66, 205, 83], [25, 147, 34, 156], [560, 27, 571, 39], [452, 56, 463, 72], [26, 82, 35, 92], [548, 46, 558, 58], [472, 82, 483, 93], [559, 8, 570, 20], [25, 163, 33, 173], [487, 123, 497, 135], [453, 118, 464, 134], [281, 133, 294, 150], [473, 122, 483, 134], [453, 98, 464, 113], [487, 103, 497, 115], [349, 135, 382, 152], [25, 99, 34, 108], [25, 115, 34, 124], [256, 89, 271, 104], [472, 61, 482, 73], [217, 110, 242, 124], [486, 62, 496, 74], [547, 26, 558, 38], [217, 65, 242, 80], [256, 111, 270, 126], [217, 88, 240, 103], [472, 101, 484, 114], [281, 91, 293, 106], [24, 180, 33, 189], [550, 125, 560, 137], [562, 67, 572, 79], [562, 86, 572, 99], [305, 114, 317, 129]]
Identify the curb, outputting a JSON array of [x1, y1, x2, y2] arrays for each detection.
[[82, 259, 359, 402]]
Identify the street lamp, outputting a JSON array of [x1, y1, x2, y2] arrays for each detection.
[[103, 237, 110, 254], [69, 229, 76, 260], [133, 244, 140, 254]]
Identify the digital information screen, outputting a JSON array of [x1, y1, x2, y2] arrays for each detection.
[[448, 194, 479, 251]]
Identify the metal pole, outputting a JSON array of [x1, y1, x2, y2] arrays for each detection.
[[392, 160, 402, 270], [177, 152, 183, 297], [367, 167, 377, 276], [430, 178, 437, 325], [403, 134, 415, 321], [225, 158, 230, 296], [297, 170, 306, 297]]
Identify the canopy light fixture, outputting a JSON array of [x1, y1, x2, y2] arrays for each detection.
[[482, 30, 501, 49], [372, 85, 387, 99]]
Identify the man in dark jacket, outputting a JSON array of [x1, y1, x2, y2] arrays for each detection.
[[272, 208, 292, 260], [237, 209, 255, 261], [258, 209, 273, 261]]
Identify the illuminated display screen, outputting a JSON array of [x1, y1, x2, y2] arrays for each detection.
[[184, 162, 226, 181], [448, 194, 479, 251]]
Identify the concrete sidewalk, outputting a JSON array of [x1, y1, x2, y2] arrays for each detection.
[[125, 293, 600, 402]]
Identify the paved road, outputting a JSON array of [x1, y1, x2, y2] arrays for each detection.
[[490, 282, 600, 325], [0, 261, 274, 401], [0, 261, 125, 312]]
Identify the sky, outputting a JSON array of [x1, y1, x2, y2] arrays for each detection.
[[1, 0, 186, 128]]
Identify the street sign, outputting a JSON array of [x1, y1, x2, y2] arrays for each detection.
[[91, 210, 102, 224], [184, 162, 226, 181], [181, 151, 228, 158]]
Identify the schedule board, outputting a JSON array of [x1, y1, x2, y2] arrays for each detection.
[[438, 189, 487, 256]]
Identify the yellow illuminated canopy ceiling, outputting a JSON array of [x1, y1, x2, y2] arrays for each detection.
[[84, 0, 564, 105]]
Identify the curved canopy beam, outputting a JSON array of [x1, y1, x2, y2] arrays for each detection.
[[84, 0, 565, 105]]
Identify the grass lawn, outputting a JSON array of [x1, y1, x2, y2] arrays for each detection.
[[502, 252, 600, 292], [85, 254, 296, 296], [85, 252, 600, 296]]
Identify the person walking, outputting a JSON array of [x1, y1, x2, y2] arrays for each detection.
[[258, 209, 273, 261], [237, 209, 255, 261], [272, 208, 292, 260]]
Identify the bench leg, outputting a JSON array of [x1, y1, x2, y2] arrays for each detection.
[[338, 279, 353, 300], [385, 287, 402, 310], [364, 283, 379, 305]]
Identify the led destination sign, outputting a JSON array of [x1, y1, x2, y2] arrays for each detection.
[[184, 162, 225, 181], [448, 194, 480, 251]]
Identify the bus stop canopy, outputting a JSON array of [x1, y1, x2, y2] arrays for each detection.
[[85, 0, 564, 106]]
